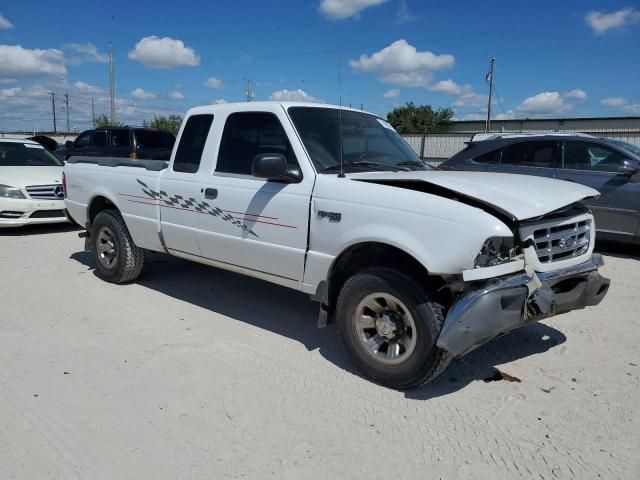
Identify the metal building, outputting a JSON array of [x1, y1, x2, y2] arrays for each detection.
[[402, 116, 640, 163]]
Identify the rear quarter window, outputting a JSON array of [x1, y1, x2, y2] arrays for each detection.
[[134, 130, 176, 149]]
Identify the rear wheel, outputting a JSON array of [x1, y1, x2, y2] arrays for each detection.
[[336, 268, 451, 389], [91, 210, 144, 284]]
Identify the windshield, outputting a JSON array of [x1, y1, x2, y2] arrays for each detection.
[[288, 107, 430, 173], [0, 142, 64, 167], [606, 139, 640, 158]]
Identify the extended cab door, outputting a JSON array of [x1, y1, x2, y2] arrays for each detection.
[[156, 114, 215, 256], [555, 140, 640, 238], [194, 106, 314, 285]]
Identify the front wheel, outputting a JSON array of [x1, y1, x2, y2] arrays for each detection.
[[91, 210, 144, 284], [336, 268, 451, 389]]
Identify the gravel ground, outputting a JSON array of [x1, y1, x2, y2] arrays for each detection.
[[1, 224, 639, 480]]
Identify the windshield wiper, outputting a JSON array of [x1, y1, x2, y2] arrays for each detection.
[[397, 160, 429, 169]]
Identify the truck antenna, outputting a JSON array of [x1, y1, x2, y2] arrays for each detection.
[[338, 52, 345, 178]]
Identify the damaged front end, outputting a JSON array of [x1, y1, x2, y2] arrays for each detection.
[[436, 254, 610, 357]]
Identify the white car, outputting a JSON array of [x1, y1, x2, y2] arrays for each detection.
[[0, 139, 68, 228], [64, 102, 610, 388]]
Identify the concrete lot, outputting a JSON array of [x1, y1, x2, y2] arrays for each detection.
[[1, 225, 639, 479]]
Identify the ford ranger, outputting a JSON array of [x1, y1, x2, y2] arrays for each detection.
[[64, 102, 610, 388]]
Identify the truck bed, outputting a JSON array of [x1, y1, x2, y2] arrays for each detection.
[[66, 156, 168, 171]]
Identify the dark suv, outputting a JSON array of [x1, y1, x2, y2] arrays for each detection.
[[440, 133, 640, 244], [67, 127, 175, 161]]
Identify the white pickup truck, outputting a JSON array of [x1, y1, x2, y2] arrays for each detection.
[[64, 102, 610, 388]]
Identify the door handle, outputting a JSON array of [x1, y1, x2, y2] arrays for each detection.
[[204, 188, 218, 200]]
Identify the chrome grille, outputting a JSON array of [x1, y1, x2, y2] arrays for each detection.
[[25, 184, 64, 200], [533, 220, 591, 263]]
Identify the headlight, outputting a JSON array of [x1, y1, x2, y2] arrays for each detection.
[[0, 184, 27, 199], [474, 236, 517, 267]]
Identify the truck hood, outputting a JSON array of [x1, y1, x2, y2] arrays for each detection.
[[352, 171, 599, 221], [0, 166, 63, 189]]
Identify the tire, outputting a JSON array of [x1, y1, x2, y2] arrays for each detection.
[[91, 210, 144, 284], [336, 268, 451, 389]]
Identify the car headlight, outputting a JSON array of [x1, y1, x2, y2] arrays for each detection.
[[0, 184, 27, 199], [474, 236, 518, 267]]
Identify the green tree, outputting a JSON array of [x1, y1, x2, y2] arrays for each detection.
[[94, 114, 123, 128], [386, 102, 454, 134], [143, 114, 183, 135]]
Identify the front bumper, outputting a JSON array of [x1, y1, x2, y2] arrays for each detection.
[[436, 254, 610, 357], [0, 198, 68, 228]]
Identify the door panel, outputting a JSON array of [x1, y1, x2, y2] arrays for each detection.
[[556, 141, 640, 238], [156, 114, 215, 255], [194, 107, 314, 283]]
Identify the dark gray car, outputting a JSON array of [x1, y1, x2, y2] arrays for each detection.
[[440, 134, 640, 244]]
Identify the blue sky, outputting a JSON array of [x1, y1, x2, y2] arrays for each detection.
[[1, 0, 639, 131]]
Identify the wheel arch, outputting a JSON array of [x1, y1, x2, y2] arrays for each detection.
[[318, 242, 448, 326], [87, 194, 120, 227]]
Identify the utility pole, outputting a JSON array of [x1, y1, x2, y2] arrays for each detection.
[[485, 57, 495, 133], [64, 92, 70, 132], [91, 98, 96, 128], [245, 79, 254, 102], [49, 92, 57, 133], [109, 41, 116, 124]]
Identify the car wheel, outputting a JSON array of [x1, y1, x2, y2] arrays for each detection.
[[336, 268, 451, 389], [91, 210, 144, 284]]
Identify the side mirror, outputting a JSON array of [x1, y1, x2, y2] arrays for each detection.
[[618, 160, 639, 174], [65, 140, 74, 148], [252, 153, 294, 182]]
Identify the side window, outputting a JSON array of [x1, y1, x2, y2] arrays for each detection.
[[564, 141, 627, 172], [110, 129, 130, 147], [92, 131, 107, 147], [216, 112, 298, 175], [473, 149, 501, 164], [74, 132, 91, 147], [501, 141, 558, 168], [173, 114, 213, 173]]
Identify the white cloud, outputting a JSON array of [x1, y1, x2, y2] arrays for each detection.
[[350, 40, 454, 73], [601, 96, 640, 114], [514, 89, 587, 116], [73, 81, 104, 94], [453, 92, 488, 108], [601, 97, 627, 107], [214, 98, 228, 104], [167, 91, 184, 100], [128, 36, 200, 69], [0, 13, 13, 29], [585, 7, 640, 34], [131, 88, 155, 100], [383, 88, 400, 99], [564, 88, 587, 100], [516, 91, 570, 115], [319, 0, 387, 20], [269, 88, 323, 103], [0, 86, 21, 97], [63, 43, 108, 64], [379, 71, 431, 87], [428, 79, 473, 96], [204, 77, 223, 89], [0, 45, 67, 79]]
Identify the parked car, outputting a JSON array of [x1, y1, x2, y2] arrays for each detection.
[[64, 102, 609, 389], [66, 127, 175, 161], [0, 139, 68, 227], [440, 133, 640, 244], [27, 135, 58, 151]]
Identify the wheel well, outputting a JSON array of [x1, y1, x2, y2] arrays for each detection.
[[88, 196, 117, 225], [325, 242, 447, 319]]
